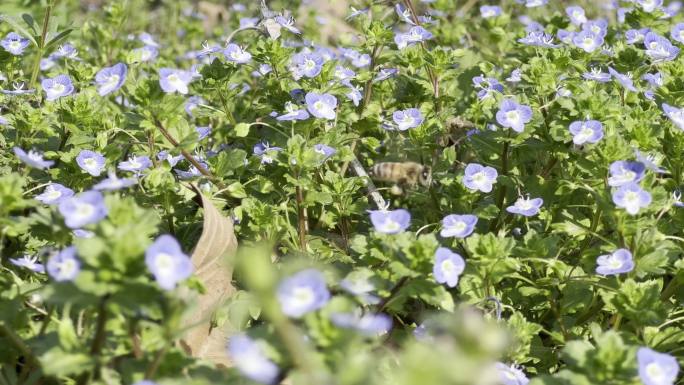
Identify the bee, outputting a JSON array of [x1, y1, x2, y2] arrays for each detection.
[[369, 161, 432, 194]]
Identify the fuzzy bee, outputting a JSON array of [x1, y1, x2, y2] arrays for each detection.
[[369, 161, 432, 195]]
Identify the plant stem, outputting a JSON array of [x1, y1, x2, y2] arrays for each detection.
[[145, 343, 169, 379], [0, 323, 40, 370], [30, 1, 55, 88], [490, 140, 510, 232]]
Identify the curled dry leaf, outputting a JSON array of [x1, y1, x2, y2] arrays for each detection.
[[179, 185, 238, 367]]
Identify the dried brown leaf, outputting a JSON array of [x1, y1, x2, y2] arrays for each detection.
[[180, 186, 238, 368]]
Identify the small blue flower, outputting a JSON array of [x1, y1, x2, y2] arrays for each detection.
[[374, 68, 398, 82], [671, 22, 684, 43], [463, 163, 498, 193], [635, 149, 667, 173], [227, 334, 280, 384], [568, 119, 603, 144], [95, 63, 127, 96], [157, 151, 184, 167], [351, 53, 371, 68], [138, 32, 159, 47], [340, 271, 379, 304], [277, 268, 330, 318], [583, 67, 611, 82], [608, 161, 645, 187], [663, 103, 684, 131], [506, 196, 543, 217], [334, 66, 356, 81], [275, 15, 301, 34], [642, 72, 664, 88], [253, 142, 283, 164], [131, 46, 158, 62], [76, 150, 106, 176], [290, 52, 324, 79], [145, 234, 193, 290], [276, 102, 310, 121], [496, 99, 533, 133], [523, 0, 548, 7], [392, 108, 423, 130], [52, 43, 78, 59], [42, 74, 74, 101], [93, 172, 137, 191], [480, 5, 502, 18], [395, 3, 416, 24], [14, 147, 54, 169], [635, 0, 663, 12], [637, 347, 680, 385], [195, 125, 211, 140], [58, 191, 108, 229], [158, 68, 193, 94], [1, 82, 35, 95], [239, 17, 259, 28], [394, 26, 433, 49], [506, 68, 522, 82], [644, 32, 680, 62], [612, 182, 652, 215], [47, 246, 81, 282], [566, 6, 587, 25], [596, 248, 634, 275], [608, 67, 637, 92], [496, 362, 530, 385], [10, 255, 45, 274], [369, 209, 411, 234], [330, 311, 392, 336], [118, 155, 152, 173], [305, 92, 337, 120], [473, 75, 504, 99], [1, 32, 30, 55], [224, 43, 252, 64], [440, 214, 478, 238], [583, 19, 608, 37], [345, 84, 363, 106], [518, 31, 560, 48], [626, 28, 651, 44], [73, 229, 94, 238], [433, 247, 465, 288], [36, 183, 74, 205], [313, 144, 336, 160], [573, 30, 604, 52]]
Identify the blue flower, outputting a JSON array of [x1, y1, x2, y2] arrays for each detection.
[[626, 28, 651, 44], [145, 234, 193, 290], [1, 82, 35, 95], [289, 52, 324, 79], [276, 102, 310, 121], [42, 74, 74, 101], [612, 182, 652, 215], [10, 255, 45, 273], [330, 311, 392, 336], [340, 271, 379, 304], [480, 5, 502, 18], [395, 3, 416, 24], [463, 163, 498, 193], [52, 43, 78, 59], [596, 248, 634, 275], [643, 32, 679, 62], [392, 108, 423, 130], [635, 149, 667, 173], [14, 147, 54, 169], [314, 144, 336, 160], [523, 0, 548, 7], [433, 247, 466, 288], [583, 19, 608, 38], [518, 32, 560, 48], [473, 75, 504, 99], [157, 151, 183, 167], [496, 362, 530, 385], [608, 67, 637, 92], [440, 214, 478, 238], [158, 68, 193, 94], [568, 119, 603, 144], [1, 32, 30, 55], [227, 334, 280, 384], [506, 68, 522, 82], [637, 347, 680, 385], [345, 84, 363, 106], [58, 191, 108, 229], [334, 66, 356, 82], [253, 142, 282, 164], [239, 17, 259, 28], [496, 99, 533, 133], [93, 172, 137, 191], [131, 46, 158, 62], [47, 246, 81, 282], [662, 103, 684, 130], [224, 44, 252, 64], [277, 269, 330, 318], [608, 161, 645, 187], [369, 209, 411, 234], [138, 32, 159, 47], [566, 6, 587, 25], [76, 150, 106, 176], [573, 30, 604, 52], [36, 183, 74, 205], [583, 67, 611, 82], [185, 96, 205, 116], [636, 0, 663, 12], [642, 72, 664, 88], [374, 68, 398, 82], [195, 125, 211, 141], [275, 15, 301, 34], [671, 22, 684, 43], [117, 155, 153, 173], [305, 92, 337, 120], [506, 196, 543, 217], [95, 63, 127, 96], [394, 26, 433, 49]]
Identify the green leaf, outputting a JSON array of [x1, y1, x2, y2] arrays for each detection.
[[234, 123, 250, 137]]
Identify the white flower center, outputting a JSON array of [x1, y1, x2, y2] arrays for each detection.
[[155, 252, 175, 273], [127, 157, 141, 169], [646, 362, 665, 381], [607, 256, 623, 269], [624, 191, 640, 206], [441, 259, 455, 274], [75, 202, 95, 219], [577, 126, 594, 141], [9, 41, 20, 50], [382, 219, 401, 232], [58, 259, 77, 277], [506, 110, 520, 124], [473, 171, 487, 184], [292, 286, 314, 306], [52, 83, 65, 93], [45, 187, 62, 200], [84, 158, 98, 169], [450, 220, 467, 233], [314, 100, 325, 111], [105, 74, 120, 88]]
